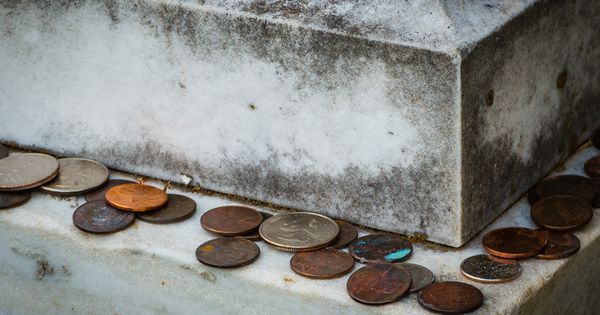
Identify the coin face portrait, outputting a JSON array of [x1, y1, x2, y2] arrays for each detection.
[[396, 263, 435, 293], [0, 153, 59, 191], [259, 212, 339, 251], [418, 281, 483, 314], [41, 158, 109, 196], [531, 195, 593, 231], [72, 200, 135, 234], [482, 227, 546, 259], [290, 248, 354, 279], [346, 263, 411, 305], [200, 205, 262, 236]]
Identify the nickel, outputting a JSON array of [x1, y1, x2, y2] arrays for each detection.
[[73, 200, 135, 234], [531, 195, 593, 231], [290, 248, 354, 279], [418, 281, 483, 314], [482, 227, 546, 259], [0, 153, 59, 191], [105, 183, 168, 212], [196, 237, 260, 268], [346, 263, 411, 305], [460, 254, 521, 283], [349, 234, 412, 264], [40, 158, 109, 196], [259, 212, 339, 252]]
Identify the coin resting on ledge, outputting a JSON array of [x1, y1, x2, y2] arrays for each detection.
[[136, 194, 196, 224], [200, 205, 263, 236], [105, 183, 168, 212], [196, 237, 260, 268], [418, 281, 483, 314], [40, 158, 109, 196], [290, 248, 354, 279], [85, 179, 137, 202], [259, 212, 339, 252], [0, 153, 59, 191], [460, 254, 521, 283]]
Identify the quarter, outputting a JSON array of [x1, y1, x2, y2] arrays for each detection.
[[84, 179, 136, 201], [0, 153, 59, 191], [535, 175, 596, 201], [0, 144, 8, 159], [0, 191, 31, 209], [482, 227, 546, 259], [346, 263, 411, 305], [536, 231, 580, 260], [259, 212, 339, 252], [195, 237, 260, 268], [584, 155, 600, 177], [460, 254, 521, 283], [396, 263, 435, 293], [290, 248, 354, 279], [40, 158, 109, 196], [531, 195, 593, 231], [72, 200, 135, 234], [329, 220, 358, 249], [201, 205, 263, 236], [105, 183, 168, 212], [418, 281, 483, 314], [349, 234, 413, 264], [137, 194, 196, 224]]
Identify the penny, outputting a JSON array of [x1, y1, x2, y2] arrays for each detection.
[[238, 211, 273, 241], [346, 263, 411, 305], [40, 158, 109, 196], [84, 179, 136, 202], [0, 144, 8, 159], [290, 248, 354, 279], [201, 205, 263, 236], [482, 227, 546, 259], [259, 212, 339, 252], [396, 263, 435, 293], [349, 234, 413, 264], [593, 128, 600, 149], [584, 155, 600, 177], [531, 195, 593, 231], [72, 200, 135, 234], [535, 175, 596, 201], [0, 191, 31, 209], [536, 231, 580, 260], [460, 254, 521, 283], [195, 237, 260, 268], [137, 194, 196, 224], [329, 220, 358, 249], [418, 281, 483, 314], [0, 153, 59, 191], [105, 183, 168, 212]]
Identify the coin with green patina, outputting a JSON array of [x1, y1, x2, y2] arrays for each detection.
[[349, 234, 412, 264]]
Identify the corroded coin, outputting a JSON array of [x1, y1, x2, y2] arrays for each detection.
[[0, 191, 31, 209], [536, 231, 580, 260], [137, 194, 196, 224], [418, 281, 483, 314], [531, 195, 593, 231], [238, 211, 273, 241], [195, 237, 260, 268], [535, 175, 596, 201], [460, 254, 521, 283], [201, 205, 263, 236], [105, 183, 168, 212], [259, 212, 339, 252], [346, 263, 411, 305], [84, 179, 136, 201], [584, 155, 600, 177], [329, 220, 358, 249], [0, 144, 8, 159], [72, 200, 135, 234], [0, 153, 59, 191], [396, 263, 435, 293], [40, 158, 109, 196], [482, 227, 546, 259], [290, 248, 354, 279], [349, 234, 413, 264]]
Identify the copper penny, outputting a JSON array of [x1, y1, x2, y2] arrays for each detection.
[[201, 205, 263, 236], [349, 234, 412, 264], [536, 231, 580, 260], [591, 177, 600, 208], [482, 227, 546, 259], [531, 195, 593, 231], [329, 220, 358, 249], [584, 155, 600, 177], [238, 211, 272, 241], [460, 254, 521, 283], [137, 194, 196, 224], [195, 237, 260, 268], [85, 179, 136, 201], [73, 200, 135, 234], [346, 263, 411, 305], [418, 281, 483, 314], [535, 175, 596, 201], [396, 263, 435, 293], [40, 158, 109, 196], [290, 248, 354, 279], [0, 191, 31, 209], [105, 183, 168, 212], [0, 144, 8, 159], [0, 153, 59, 191]]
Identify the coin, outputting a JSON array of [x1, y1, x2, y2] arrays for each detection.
[[84, 179, 136, 201], [418, 281, 483, 314], [136, 194, 196, 224], [329, 220, 358, 249], [535, 175, 596, 201], [591, 178, 600, 208], [259, 212, 339, 252], [105, 183, 168, 212], [0, 191, 31, 209], [593, 128, 600, 149], [460, 254, 521, 283], [536, 231, 580, 260], [72, 200, 135, 234], [482, 227, 546, 259], [349, 234, 413, 264], [0, 153, 59, 191], [396, 263, 435, 293], [40, 158, 109, 196], [290, 248, 354, 279], [195, 237, 260, 268], [0, 144, 8, 159], [201, 205, 263, 236], [238, 211, 273, 241], [346, 263, 411, 305], [584, 155, 600, 177], [527, 185, 539, 206], [531, 195, 593, 231]]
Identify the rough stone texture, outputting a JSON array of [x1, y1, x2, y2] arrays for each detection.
[[0, 0, 599, 246]]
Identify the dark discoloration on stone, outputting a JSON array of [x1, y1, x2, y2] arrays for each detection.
[[11, 246, 55, 280]]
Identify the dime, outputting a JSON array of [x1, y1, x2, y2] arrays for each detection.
[[137, 194, 196, 224], [84, 179, 136, 202], [536, 231, 580, 260], [329, 220, 358, 249], [346, 263, 411, 305], [0, 144, 8, 159], [105, 183, 168, 212], [593, 128, 600, 149], [40, 158, 109, 196], [482, 227, 546, 259], [259, 212, 339, 252], [201, 205, 263, 236], [349, 234, 412, 264], [0, 153, 59, 191], [238, 211, 273, 241], [460, 254, 521, 283], [195, 237, 260, 268], [0, 191, 31, 209], [531, 195, 593, 231], [396, 263, 435, 293], [535, 175, 596, 201], [290, 248, 354, 279], [418, 281, 483, 314], [584, 155, 600, 177], [72, 200, 135, 234]]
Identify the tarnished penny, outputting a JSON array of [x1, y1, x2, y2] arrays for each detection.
[[259, 212, 339, 251], [85, 179, 136, 201], [418, 281, 483, 314], [482, 227, 546, 259], [238, 211, 273, 241], [535, 175, 596, 201], [290, 248, 354, 279], [105, 183, 168, 212], [329, 220, 358, 249], [531, 195, 593, 231], [346, 263, 411, 305], [536, 231, 580, 259], [396, 263, 435, 293], [349, 234, 413, 264], [73, 200, 135, 234], [201, 205, 263, 236], [0, 191, 31, 209], [460, 254, 521, 283], [195, 237, 260, 268], [0, 144, 8, 159], [41, 158, 109, 196], [137, 194, 196, 224], [0, 153, 59, 191], [584, 155, 600, 177]]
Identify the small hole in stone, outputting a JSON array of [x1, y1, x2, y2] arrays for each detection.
[[248, 104, 257, 110], [485, 90, 494, 106], [557, 70, 567, 89]]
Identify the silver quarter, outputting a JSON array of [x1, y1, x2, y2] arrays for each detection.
[[397, 263, 435, 293], [41, 158, 109, 196], [259, 212, 339, 251], [0, 153, 59, 191], [460, 254, 521, 283]]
